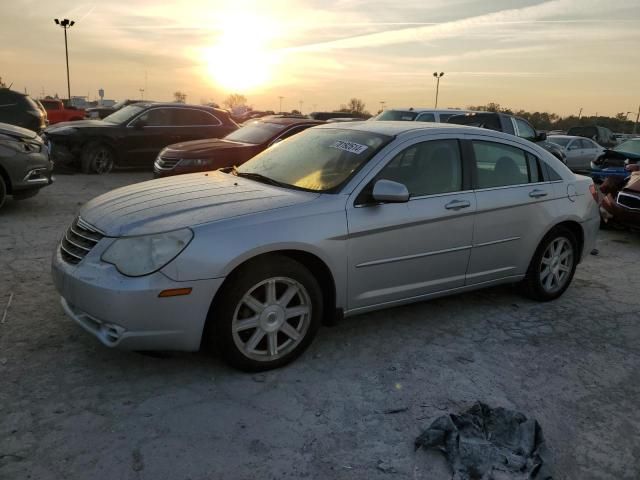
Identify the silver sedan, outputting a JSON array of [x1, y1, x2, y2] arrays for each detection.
[[547, 135, 604, 171], [52, 122, 600, 371]]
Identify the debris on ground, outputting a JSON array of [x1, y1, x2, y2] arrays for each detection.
[[415, 402, 552, 479], [1, 292, 13, 324]]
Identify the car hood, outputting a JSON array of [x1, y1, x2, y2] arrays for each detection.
[[45, 119, 111, 132], [162, 138, 253, 158], [605, 148, 640, 160], [0, 122, 38, 140], [80, 170, 319, 236]]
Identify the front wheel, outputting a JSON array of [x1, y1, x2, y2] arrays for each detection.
[[81, 142, 115, 174], [208, 256, 323, 371], [521, 226, 578, 301]]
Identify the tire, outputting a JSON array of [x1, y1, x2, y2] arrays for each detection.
[[0, 175, 6, 210], [521, 226, 578, 301], [208, 255, 323, 371], [81, 142, 115, 174]]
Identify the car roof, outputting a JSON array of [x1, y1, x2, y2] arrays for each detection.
[[129, 102, 229, 115], [547, 135, 585, 140], [314, 120, 503, 137], [384, 108, 469, 114], [256, 116, 325, 126]]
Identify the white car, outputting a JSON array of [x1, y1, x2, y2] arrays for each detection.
[[547, 135, 604, 171], [371, 108, 472, 123]]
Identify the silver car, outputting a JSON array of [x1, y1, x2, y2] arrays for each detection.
[[547, 135, 604, 171], [52, 122, 600, 371]]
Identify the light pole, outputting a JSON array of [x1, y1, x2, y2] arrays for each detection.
[[139, 88, 145, 100], [634, 104, 640, 134], [299, 100, 304, 114], [577, 107, 583, 119], [54, 18, 75, 100], [433, 72, 444, 109], [278, 96, 284, 113], [380, 101, 386, 112]]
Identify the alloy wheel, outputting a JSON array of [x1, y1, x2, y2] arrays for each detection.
[[231, 277, 312, 362], [539, 236, 574, 294], [93, 148, 113, 174]]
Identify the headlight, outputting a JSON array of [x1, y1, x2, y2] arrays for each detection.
[[178, 158, 212, 168], [102, 228, 193, 277]]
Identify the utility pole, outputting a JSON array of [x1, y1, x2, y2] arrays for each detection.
[[278, 96, 284, 113], [433, 72, 444, 109], [54, 18, 75, 100], [577, 107, 583, 119]]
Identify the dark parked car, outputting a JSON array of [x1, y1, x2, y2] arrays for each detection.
[[0, 88, 47, 133], [85, 99, 149, 120], [567, 125, 616, 148], [447, 112, 566, 162], [0, 122, 53, 210], [309, 111, 369, 121], [44, 103, 238, 174], [154, 115, 324, 177]]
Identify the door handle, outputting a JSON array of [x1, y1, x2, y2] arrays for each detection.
[[445, 199, 471, 210], [529, 189, 548, 198]]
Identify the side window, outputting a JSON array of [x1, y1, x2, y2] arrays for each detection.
[[473, 141, 532, 188], [438, 113, 456, 123], [416, 113, 436, 122], [526, 152, 543, 183], [377, 139, 462, 197], [172, 109, 220, 126], [137, 108, 173, 126], [514, 118, 536, 140]]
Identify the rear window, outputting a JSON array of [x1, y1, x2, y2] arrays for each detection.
[[567, 126, 596, 137], [548, 136, 571, 147], [225, 122, 287, 144], [373, 110, 419, 121], [41, 100, 59, 110], [448, 114, 502, 131]]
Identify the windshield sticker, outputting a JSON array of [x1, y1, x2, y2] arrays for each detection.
[[330, 140, 369, 155]]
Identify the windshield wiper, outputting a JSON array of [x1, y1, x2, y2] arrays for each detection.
[[233, 169, 290, 188]]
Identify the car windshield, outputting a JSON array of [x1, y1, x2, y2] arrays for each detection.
[[225, 121, 287, 144], [614, 139, 640, 155], [103, 105, 146, 124], [237, 128, 391, 192], [548, 136, 571, 147], [372, 110, 419, 121]]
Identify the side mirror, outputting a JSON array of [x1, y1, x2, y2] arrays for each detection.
[[372, 179, 410, 203], [535, 131, 547, 141]]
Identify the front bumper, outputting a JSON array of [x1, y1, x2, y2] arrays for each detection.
[[51, 247, 225, 351]]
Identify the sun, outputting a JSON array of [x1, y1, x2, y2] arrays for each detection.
[[204, 13, 281, 92]]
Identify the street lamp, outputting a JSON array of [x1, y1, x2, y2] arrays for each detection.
[[278, 96, 284, 113], [433, 72, 444, 108], [54, 18, 75, 101], [299, 100, 304, 114], [380, 100, 386, 112]]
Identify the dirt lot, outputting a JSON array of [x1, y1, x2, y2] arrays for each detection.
[[1, 172, 639, 479]]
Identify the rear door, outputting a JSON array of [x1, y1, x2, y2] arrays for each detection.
[[346, 136, 475, 311], [466, 137, 556, 284], [171, 108, 226, 144]]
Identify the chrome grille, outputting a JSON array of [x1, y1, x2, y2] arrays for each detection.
[[154, 156, 180, 170], [60, 217, 104, 265], [617, 192, 640, 211]]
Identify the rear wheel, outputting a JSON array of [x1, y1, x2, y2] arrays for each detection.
[[81, 142, 115, 174], [0, 176, 6, 210], [521, 226, 578, 301], [208, 255, 323, 371]]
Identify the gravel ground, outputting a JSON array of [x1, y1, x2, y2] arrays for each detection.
[[1, 172, 639, 480]]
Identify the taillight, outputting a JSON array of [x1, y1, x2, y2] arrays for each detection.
[[589, 184, 599, 203]]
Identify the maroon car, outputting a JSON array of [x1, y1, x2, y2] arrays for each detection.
[[153, 115, 324, 177]]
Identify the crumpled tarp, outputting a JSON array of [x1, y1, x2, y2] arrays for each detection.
[[415, 402, 552, 480]]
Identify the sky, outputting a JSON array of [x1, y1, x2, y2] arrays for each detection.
[[1, 0, 639, 116]]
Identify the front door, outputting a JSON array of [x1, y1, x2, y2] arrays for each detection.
[[123, 107, 181, 166], [346, 137, 476, 311], [466, 138, 556, 284]]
